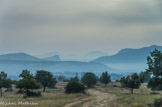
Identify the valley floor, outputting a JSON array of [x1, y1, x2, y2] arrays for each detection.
[[0, 82, 161, 107]]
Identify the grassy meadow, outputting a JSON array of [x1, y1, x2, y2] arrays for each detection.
[[0, 82, 90, 107], [0, 82, 162, 107], [96, 82, 162, 107]]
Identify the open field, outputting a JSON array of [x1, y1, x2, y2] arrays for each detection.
[[0, 82, 162, 107], [0, 82, 90, 107], [96, 82, 162, 107]]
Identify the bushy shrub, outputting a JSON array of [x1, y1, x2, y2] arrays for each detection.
[[26, 90, 42, 97], [17, 89, 25, 94], [65, 81, 85, 94], [150, 92, 160, 95], [148, 78, 162, 90], [152, 97, 162, 107]]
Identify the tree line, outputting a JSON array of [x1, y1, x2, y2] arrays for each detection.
[[0, 70, 57, 96], [0, 69, 111, 96]]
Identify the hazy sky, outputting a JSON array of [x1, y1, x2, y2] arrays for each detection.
[[0, 0, 162, 55]]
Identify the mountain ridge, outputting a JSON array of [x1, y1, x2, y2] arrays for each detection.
[[0, 53, 42, 61], [93, 45, 162, 64]]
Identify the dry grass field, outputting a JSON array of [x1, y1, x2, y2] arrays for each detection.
[[96, 82, 162, 107], [0, 82, 161, 107], [0, 82, 90, 107]]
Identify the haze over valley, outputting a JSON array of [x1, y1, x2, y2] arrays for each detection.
[[0, 45, 161, 80]]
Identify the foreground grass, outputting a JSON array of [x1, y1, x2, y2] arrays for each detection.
[[1, 82, 161, 107], [96, 82, 162, 107], [0, 83, 89, 107]]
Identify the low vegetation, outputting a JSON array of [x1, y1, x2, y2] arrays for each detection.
[[0, 83, 89, 107], [65, 81, 85, 93], [96, 82, 162, 107]]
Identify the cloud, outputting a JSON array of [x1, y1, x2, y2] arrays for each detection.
[[0, 0, 162, 55]]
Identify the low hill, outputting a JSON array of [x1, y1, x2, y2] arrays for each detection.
[[42, 55, 61, 61], [81, 51, 108, 61], [0, 53, 42, 61], [93, 45, 162, 64], [0, 60, 112, 79]]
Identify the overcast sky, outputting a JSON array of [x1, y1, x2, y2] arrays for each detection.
[[0, 0, 162, 56]]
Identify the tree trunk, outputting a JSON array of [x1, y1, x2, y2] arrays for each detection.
[[26, 88, 29, 94], [43, 87, 46, 92], [131, 88, 133, 94], [0, 88, 2, 96]]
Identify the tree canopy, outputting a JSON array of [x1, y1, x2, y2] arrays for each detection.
[[16, 70, 41, 94], [146, 49, 162, 90], [100, 71, 111, 86], [120, 73, 141, 94], [35, 70, 57, 92], [81, 72, 97, 88], [0, 71, 11, 96]]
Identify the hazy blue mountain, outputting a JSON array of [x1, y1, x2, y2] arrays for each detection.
[[0, 60, 112, 79], [81, 51, 108, 61], [39, 52, 62, 58], [93, 45, 162, 64], [39, 51, 108, 61], [42, 55, 61, 61], [0, 53, 42, 61], [39, 52, 79, 61]]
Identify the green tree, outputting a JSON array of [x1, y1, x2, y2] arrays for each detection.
[[120, 73, 141, 94], [35, 70, 57, 92], [70, 75, 79, 82], [146, 49, 162, 90], [100, 71, 111, 87], [4, 78, 12, 92], [139, 72, 145, 83], [81, 72, 97, 88], [16, 70, 41, 95], [57, 75, 65, 82], [120, 76, 127, 87], [139, 71, 151, 83], [0, 71, 7, 96], [70, 72, 79, 82]]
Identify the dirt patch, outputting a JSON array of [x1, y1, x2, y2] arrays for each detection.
[[83, 89, 122, 107], [64, 89, 122, 107]]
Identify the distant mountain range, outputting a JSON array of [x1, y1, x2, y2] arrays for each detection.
[[0, 53, 61, 62], [0, 60, 111, 79], [0, 45, 162, 80], [0, 53, 42, 61], [0, 53, 112, 79], [81, 51, 108, 61], [42, 55, 61, 61], [93, 45, 162, 64], [93, 45, 162, 73], [39, 51, 108, 61]]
